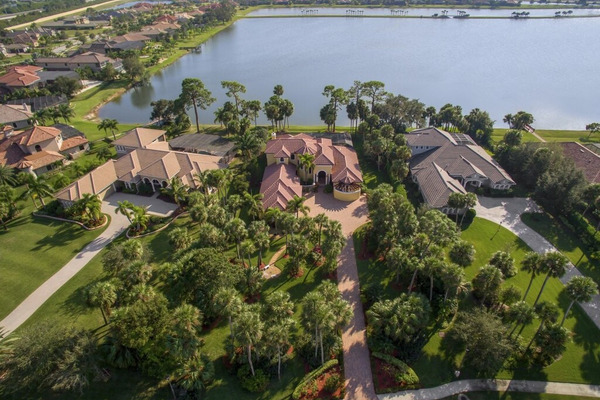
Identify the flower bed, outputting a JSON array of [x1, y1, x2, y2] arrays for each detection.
[[292, 359, 341, 400], [371, 352, 419, 394]]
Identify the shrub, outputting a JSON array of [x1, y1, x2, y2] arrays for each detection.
[[324, 183, 333, 193], [291, 359, 339, 400], [372, 352, 419, 388], [324, 372, 342, 393], [237, 365, 269, 393]]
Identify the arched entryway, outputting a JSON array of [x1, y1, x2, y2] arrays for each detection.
[[317, 171, 327, 185]]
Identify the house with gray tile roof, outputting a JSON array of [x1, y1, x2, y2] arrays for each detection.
[[407, 127, 514, 213]]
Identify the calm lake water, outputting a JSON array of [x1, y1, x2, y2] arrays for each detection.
[[99, 14, 600, 129]]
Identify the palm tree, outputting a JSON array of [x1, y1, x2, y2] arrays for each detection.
[[533, 252, 570, 307], [525, 301, 559, 353], [224, 218, 247, 259], [233, 131, 261, 162], [98, 118, 119, 140], [75, 193, 102, 222], [286, 195, 309, 218], [298, 153, 316, 182], [30, 108, 51, 125], [264, 206, 282, 234], [441, 263, 466, 301], [214, 288, 244, 347], [243, 192, 264, 220], [521, 252, 542, 301], [57, 103, 75, 123], [460, 193, 477, 226], [447, 192, 466, 223], [268, 318, 295, 380], [254, 231, 270, 268], [23, 176, 53, 208], [193, 170, 211, 195], [507, 301, 535, 338], [313, 213, 329, 248], [173, 353, 215, 398], [241, 239, 256, 269], [87, 281, 117, 324], [131, 205, 150, 232], [0, 165, 16, 186], [561, 276, 598, 326], [161, 177, 188, 208], [235, 305, 263, 376], [115, 200, 134, 224]]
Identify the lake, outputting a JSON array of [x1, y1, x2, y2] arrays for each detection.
[[98, 13, 600, 129]]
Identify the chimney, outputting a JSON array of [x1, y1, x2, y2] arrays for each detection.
[[271, 132, 277, 140], [22, 103, 28, 111]]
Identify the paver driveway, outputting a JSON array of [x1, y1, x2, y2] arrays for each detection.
[[305, 191, 377, 400]]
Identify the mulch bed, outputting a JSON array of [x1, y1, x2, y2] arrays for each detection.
[[298, 365, 344, 400]]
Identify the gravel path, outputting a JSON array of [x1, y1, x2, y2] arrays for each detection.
[[474, 196, 600, 330], [379, 379, 600, 400], [306, 191, 377, 400], [0, 201, 130, 334]]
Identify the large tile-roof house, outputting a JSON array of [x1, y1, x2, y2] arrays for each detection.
[[0, 125, 89, 176], [558, 142, 600, 184], [261, 133, 363, 209], [113, 127, 167, 155], [55, 148, 225, 206], [407, 127, 515, 213], [35, 52, 122, 72], [0, 65, 42, 93]]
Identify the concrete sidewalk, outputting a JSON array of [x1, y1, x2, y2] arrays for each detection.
[[379, 379, 600, 399], [474, 196, 600, 331], [0, 203, 129, 334]]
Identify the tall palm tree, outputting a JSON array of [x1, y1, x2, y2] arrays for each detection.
[[525, 301, 559, 353], [561, 276, 598, 326], [173, 353, 215, 398], [507, 301, 535, 338], [240, 239, 256, 269], [460, 193, 477, 226], [224, 218, 247, 259], [441, 263, 466, 301], [131, 206, 150, 232], [193, 170, 211, 195], [286, 195, 309, 218], [115, 200, 134, 224], [57, 103, 75, 123], [23, 176, 53, 208], [161, 177, 188, 208], [233, 131, 261, 162], [313, 213, 329, 248], [87, 281, 117, 324], [533, 252, 570, 307], [521, 252, 542, 301], [264, 206, 282, 234], [30, 108, 52, 126], [243, 192, 264, 220], [235, 305, 263, 377], [75, 193, 102, 222], [254, 231, 270, 268], [97, 119, 119, 140], [215, 288, 244, 347], [298, 153, 316, 181], [268, 318, 295, 381], [0, 165, 16, 186]]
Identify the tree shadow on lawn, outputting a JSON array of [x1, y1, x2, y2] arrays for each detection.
[[1, 214, 31, 231], [571, 305, 600, 384], [30, 219, 86, 251]]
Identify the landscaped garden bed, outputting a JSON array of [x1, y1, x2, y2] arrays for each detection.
[[371, 352, 420, 393]]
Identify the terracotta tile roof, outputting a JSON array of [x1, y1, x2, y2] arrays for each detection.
[[36, 52, 116, 66], [260, 163, 302, 210], [0, 65, 42, 87], [109, 32, 152, 43], [60, 135, 88, 151], [0, 141, 27, 168], [331, 145, 363, 184], [15, 126, 61, 146], [559, 142, 600, 184], [113, 128, 166, 149], [18, 150, 64, 170], [265, 135, 334, 165]]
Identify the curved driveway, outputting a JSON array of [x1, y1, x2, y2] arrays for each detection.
[[475, 196, 600, 330], [0, 200, 129, 335]]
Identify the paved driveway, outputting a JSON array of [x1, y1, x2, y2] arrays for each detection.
[[305, 191, 377, 400], [475, 196, 600, 331], [103, 192, 178, 217]]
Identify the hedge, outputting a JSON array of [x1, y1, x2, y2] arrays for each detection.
[[291, 359, 339, 400], [372, 352, 419, 390]]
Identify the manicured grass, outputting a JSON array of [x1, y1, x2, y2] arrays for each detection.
[[0, 211, 107, 320], [16, 214, 325, 399], [354, 218, 600, 389], [443, 393, 600, 400], [535, 129, 600, 144], [491, 128, 541, 144], [521, 213, 600, 286]]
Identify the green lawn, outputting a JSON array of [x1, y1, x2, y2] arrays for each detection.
[[492, 128, 541, 144], [535, 129, 600, 144], [16, 214, 326, 399], [354, 218, 600, 389], [521, 213, 600, 286], [0, 211, 107, 320]]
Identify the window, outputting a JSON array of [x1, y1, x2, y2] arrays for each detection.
[[280, 157, 284, 163], [79, 145, 85, 151], [291, 154, 295, 160], [35, 145, 42, 152]]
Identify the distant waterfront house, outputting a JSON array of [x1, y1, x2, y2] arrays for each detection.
[[0, 125, 89, 176], [113, 128, 167, 155], [55, 148, 225, 207], [407, 127, 515, 213], [559, 142, 600, 184], [35, 52, 122, 73], [0, 65, 42, 93], [168, 133, 236, 162], [261, 133, 363, 208]]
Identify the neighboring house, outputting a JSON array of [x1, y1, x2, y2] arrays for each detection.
[[0, 103, 33, 129], [155, 15, 178, 24], [0, 125, 89, 176], [113, 128, 167, 155], [5, 43, 29, 54], [0, 65, 42, 93], [35, 52, 122, 72], [262, 133, 363, 208], [5, 31, 40, 47], [6, 94, 68, 112], [55, 148, 225, 207], [407, 127, 515, 214], [559, 142, 600, 184], [103, 33, 153, 52], [168, 133, 235, 162]]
